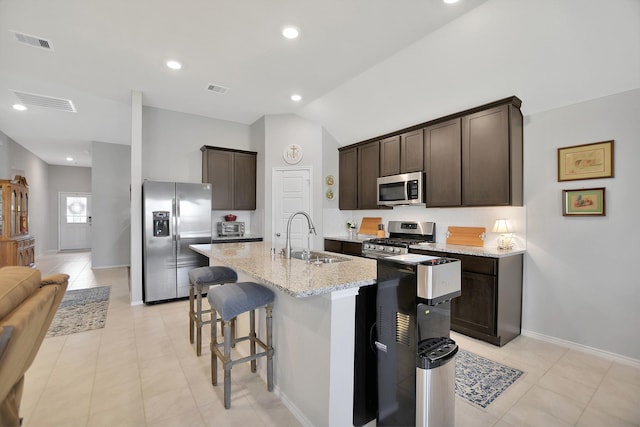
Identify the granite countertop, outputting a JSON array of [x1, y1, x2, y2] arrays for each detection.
[[409, 242, 526, 258], [189, 242, 377, 298], [324, 235, 524, 258]]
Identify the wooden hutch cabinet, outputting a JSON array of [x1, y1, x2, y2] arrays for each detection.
[[0, 177, 35, 268]]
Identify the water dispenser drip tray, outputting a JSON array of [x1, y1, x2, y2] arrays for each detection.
[[417, 337, 458, 369]]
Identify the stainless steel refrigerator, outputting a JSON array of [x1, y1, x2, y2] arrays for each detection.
[[142, 181, 212, 303]]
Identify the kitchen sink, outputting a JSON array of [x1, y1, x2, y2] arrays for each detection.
[[290, 250, 349, 264]]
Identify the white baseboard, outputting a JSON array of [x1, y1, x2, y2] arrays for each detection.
[[92, 264, 130, 269], [521, 329, 640, 369], [273, 386, 314, 427]]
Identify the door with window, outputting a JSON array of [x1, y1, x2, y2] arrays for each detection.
[[58, 192, 92, 250]]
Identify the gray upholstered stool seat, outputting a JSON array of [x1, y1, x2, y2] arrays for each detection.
[[208, 282, 275, 409], [188, 266, 237, 356]]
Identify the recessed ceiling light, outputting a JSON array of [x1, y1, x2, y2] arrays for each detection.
[[66, 157, 73, 162], [13, 104, 27, 111], [443, 0, 459, 4], [290, 94, 302, 102], [166, 60, 182, 70], [282, 26, 299, 39]]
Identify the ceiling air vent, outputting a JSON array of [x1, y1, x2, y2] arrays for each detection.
[[10, 90, 76, 112], [11, 30, 53, 51], [207, 83, 229, 94]]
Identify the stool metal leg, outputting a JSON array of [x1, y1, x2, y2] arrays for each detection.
[[196, 284, 204, 356], [223, 321, 232, 409], [249, 309, 257, 372], [266, 303, 274, 392], [211, 308, 218, 386], [189, 285, 195, 344]]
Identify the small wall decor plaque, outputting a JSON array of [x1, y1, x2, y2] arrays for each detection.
[[557, 140, 614, 182], [283, 143, 303, 164], [562, 187, 605, 216]]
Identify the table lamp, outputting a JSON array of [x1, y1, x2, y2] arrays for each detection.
[[492, 219, 513, 250]]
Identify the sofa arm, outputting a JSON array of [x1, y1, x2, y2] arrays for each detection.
[[41, 274, 70, 287]]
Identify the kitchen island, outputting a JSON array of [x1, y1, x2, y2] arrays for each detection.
[[189, 242, 376, 427]]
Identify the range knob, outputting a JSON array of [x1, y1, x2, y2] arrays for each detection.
[[393, 247, 402, 253], [386, 246, 395, 252], [376, 245, 385, 251]]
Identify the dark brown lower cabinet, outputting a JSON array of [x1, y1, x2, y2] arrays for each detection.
[[324, 239, 363, 257], [410, 249, 523, 346], [452, 271, 497, 339]]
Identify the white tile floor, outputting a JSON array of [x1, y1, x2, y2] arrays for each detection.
[[20, 251, 640, 427]]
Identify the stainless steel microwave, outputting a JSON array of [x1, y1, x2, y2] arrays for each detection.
[[377, 172, 425, 206]]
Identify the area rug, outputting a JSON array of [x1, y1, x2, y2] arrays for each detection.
[[455, 349, 524, 408], [46, 286, 111, 337]]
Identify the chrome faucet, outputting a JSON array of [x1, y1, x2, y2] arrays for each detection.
[[284, 211, 317, 259]]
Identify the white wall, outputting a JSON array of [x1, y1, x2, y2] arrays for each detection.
[[249, 117, 266, 237], [92, 141, 131, 268], [300, 0, 640, 146], [142, 106, 251, 182], [260, 114, 324, 249], [523, 89, 640, 359], [47, 165, 92, 250], [5, 134, 50, 255], [0, 131, 9, 177]]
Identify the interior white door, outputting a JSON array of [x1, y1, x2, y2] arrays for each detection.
[[59, 192, 92, 250], [272, 168, 312, 253]]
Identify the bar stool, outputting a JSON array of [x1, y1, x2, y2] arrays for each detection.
[[208, 282, 275, 409], [188, 266, 238, 356]]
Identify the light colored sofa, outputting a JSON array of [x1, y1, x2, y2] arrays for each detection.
[[0, 267, 68, 427]]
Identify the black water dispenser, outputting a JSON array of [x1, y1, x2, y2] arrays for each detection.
[[375, 255, 461, 427], [153, 211, 170, 237]]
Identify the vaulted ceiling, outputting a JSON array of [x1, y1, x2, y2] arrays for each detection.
[[0, 0, 487, 167]]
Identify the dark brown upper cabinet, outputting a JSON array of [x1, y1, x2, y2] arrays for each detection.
[[400, 129, 424, 173], [379, 130, 424, 177], [339, 141, 380, 210], [462, 103, 523, 206], [201, 146, 257, 210], [233, 152, 257, 210], [357, 141, 380, 209], [379, 135, 400, 177], [339, 147, 358, 210], [339, 96, 523, 210], [425, 118, 461, 207]]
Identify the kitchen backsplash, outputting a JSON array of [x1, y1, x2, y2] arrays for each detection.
[[322, 205, 527, 250]]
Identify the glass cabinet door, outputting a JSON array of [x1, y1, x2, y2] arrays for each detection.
[[11, 189, 17, 236]]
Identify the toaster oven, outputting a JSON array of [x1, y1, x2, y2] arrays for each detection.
[[217, 221, 245, 237]]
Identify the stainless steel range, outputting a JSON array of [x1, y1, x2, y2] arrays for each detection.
[[362, 221, 435, 259]]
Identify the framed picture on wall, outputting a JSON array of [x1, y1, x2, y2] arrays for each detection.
[[562, 187, 606, 216], [557, 140, 614, 182]]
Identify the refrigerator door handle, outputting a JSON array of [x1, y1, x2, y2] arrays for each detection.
[[175, 197, 181, 258], [172, 198, 178, 258]]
